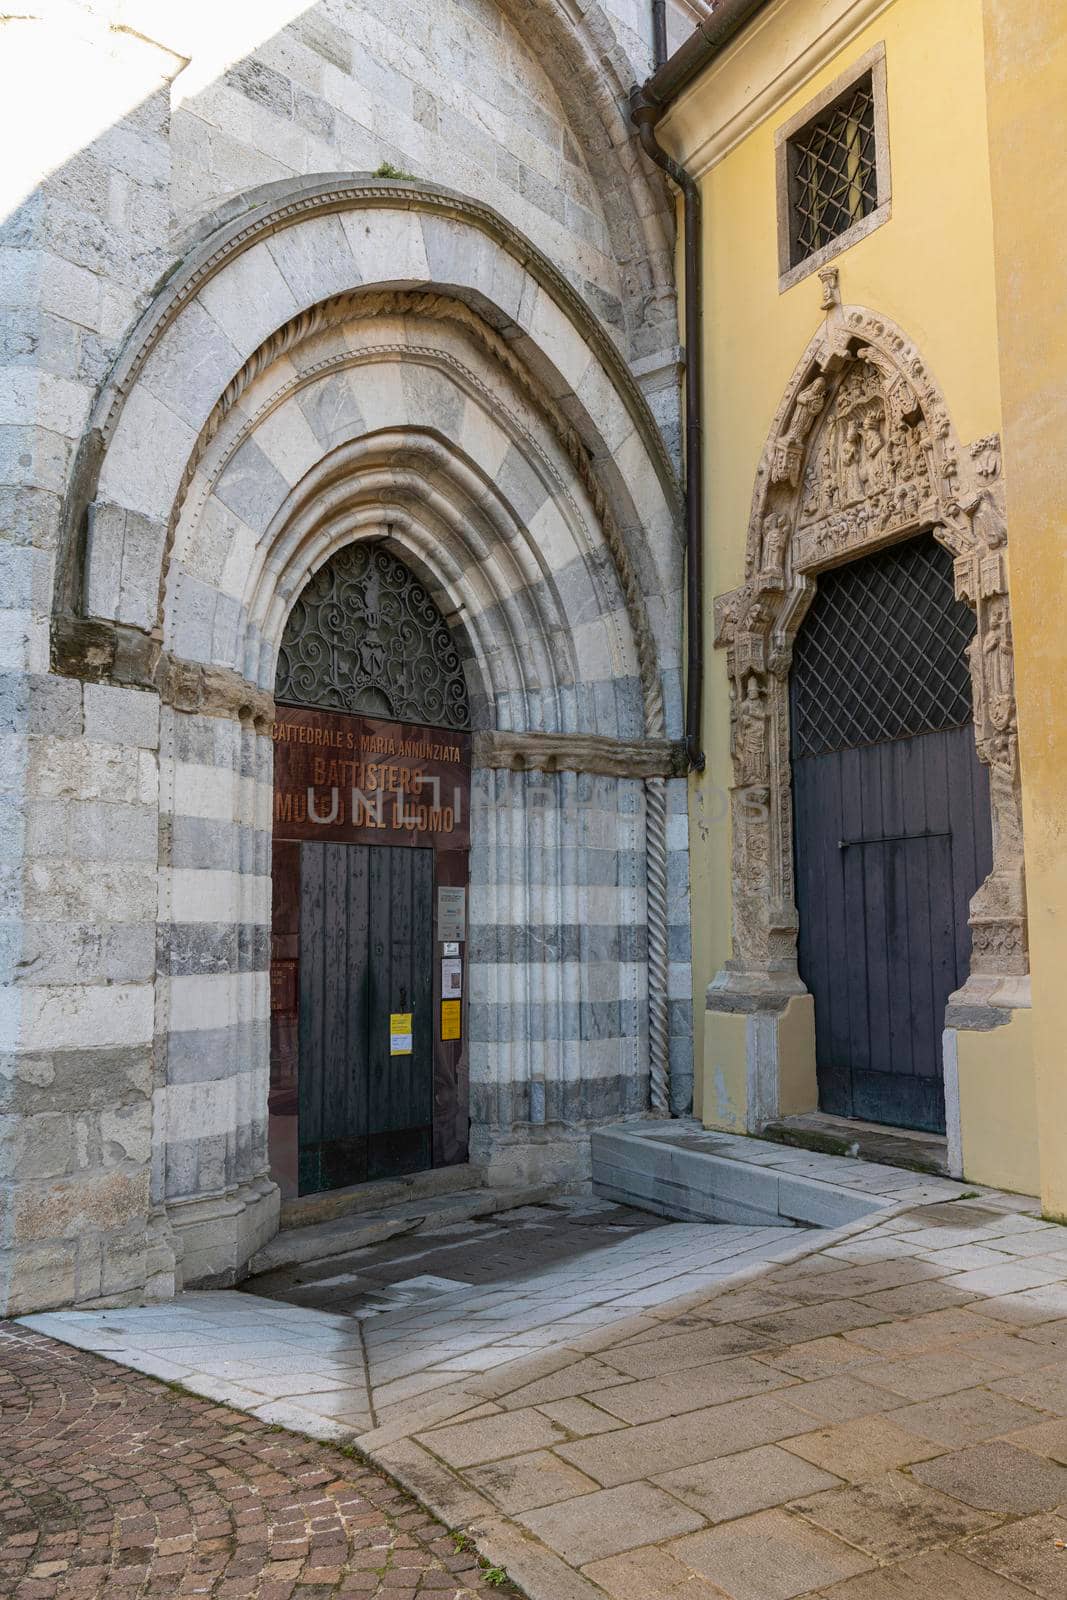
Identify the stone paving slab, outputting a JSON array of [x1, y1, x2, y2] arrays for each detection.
[[22, 1168, 1067, 1599]]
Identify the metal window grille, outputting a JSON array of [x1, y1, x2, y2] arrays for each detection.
[[790, 535, 976, 759], [788, 72, 878, 264]]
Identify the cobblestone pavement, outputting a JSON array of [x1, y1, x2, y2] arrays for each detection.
[[0, 1322, 521, 1600]]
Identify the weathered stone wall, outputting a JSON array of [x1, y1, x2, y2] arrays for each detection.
[[0, 0, 690, 1313]]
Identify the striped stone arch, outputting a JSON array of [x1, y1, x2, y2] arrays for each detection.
[[54, 180, 690, 1280]]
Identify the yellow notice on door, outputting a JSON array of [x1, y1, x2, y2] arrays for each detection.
[[390, 1013, 413, 1055], [441, 999, 461, 1041]]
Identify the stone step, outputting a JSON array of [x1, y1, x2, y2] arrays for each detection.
[[591, 1124, 899, 1229], [278, 1163, 484, 1231], [760, 1113, 949, 1176], [249, 1180, 561, 1276]]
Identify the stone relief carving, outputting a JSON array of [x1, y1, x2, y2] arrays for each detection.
[[789, 353, 937, 572], [713, 305, 1027, 1004]]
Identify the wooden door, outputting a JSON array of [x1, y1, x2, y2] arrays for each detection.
[[790, 535, 993, 1132], [297, 841, 434, 1192]]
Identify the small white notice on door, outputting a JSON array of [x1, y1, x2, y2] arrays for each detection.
[[442, 957, 462, 997], [390, 1012, 413, 1055], [437, 886, 466, 942]]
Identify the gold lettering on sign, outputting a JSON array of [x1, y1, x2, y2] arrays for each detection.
[[272, 721, 462, 764], [273, 709, 471, 849]]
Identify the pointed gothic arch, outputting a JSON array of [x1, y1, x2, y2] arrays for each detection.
[[711, 303, 1026, 1092]]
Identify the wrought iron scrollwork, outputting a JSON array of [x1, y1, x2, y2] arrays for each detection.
[[276, 543, 470, 730]]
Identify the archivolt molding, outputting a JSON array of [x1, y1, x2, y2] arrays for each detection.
[[168, 289, 666, 740], [493, 0, 676, 318], [232, 439, 573, 733], [58, 177, 679, 617], [713, 299, 1026, 1004], [101, 178, 667, 455]]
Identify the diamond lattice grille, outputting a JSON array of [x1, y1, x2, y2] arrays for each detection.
[[790, 536, 976, 759], [789, 76, 878, 262]]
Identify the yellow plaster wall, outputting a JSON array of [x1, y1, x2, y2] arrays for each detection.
[[703, 1009, 748, 1133], [956, 1011, 1039, 1197], [983, 3, 1067, 1219], [778, 996, 818, 1117], [662, 0, 1006, 1131]]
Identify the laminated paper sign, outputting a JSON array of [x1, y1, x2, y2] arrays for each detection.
[[390, 1012, 413, 1055], [440, 999, 461, 1041], [437, 886, 466, 942], [441, 957, 462, 997]]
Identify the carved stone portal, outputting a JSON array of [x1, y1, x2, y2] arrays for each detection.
[[713, 305, 1026, 1007]]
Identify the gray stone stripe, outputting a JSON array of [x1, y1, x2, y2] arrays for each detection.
[[468, 924, 648, 963], [471, 1071, 649, 1129], [0, 1044, 151, 1115], [162, 1124, 266, 1201], [468, 1000, 644, 1044], [162, 1021, 268, 1085], [668, 998, 693, 1034], [468, 849, 645, 887], [169, 816, 260, 871], [157, 923, 269, 976]]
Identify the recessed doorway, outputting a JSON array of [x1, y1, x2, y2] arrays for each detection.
[[267, 544, 472, 1197]]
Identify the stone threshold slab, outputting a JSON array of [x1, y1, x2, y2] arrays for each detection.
[[251, 1179, 561, 1274], [762, 1112, 950, 1176], [591, 1120, 986, 1229], [279, 1161, 486, 1230]]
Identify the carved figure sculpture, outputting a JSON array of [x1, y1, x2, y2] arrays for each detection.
[[984, 596, 1014, 731], [734, 674, 769, 787], [840, 419, 863, 503], [772, 374, 828, 486], [760, 511, 790, 577]]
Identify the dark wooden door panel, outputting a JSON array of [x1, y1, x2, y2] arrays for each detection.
[[790, 536, 994, 1135], [296, 841, 433, 1193], [794, 725, 992, 1132], [268, 839, 301, 1198], [366, 846, 433, 1178]]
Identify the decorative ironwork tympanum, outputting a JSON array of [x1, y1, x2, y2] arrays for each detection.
[[276, 543, 471, 730]]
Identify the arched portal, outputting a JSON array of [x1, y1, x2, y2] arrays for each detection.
[[269, 543, 474, 1197], [53, 187, 688, 1284], [789, 533, 994, 1132], [711, 302, 1026, 1134]]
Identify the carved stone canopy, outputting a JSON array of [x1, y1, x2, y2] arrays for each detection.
[[276, 541, 471, 731], [714, 305, 1025, 997]]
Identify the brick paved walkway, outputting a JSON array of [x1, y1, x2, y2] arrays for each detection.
[[0, 1324, 521, 1599]]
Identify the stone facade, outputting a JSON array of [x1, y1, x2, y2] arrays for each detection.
[[0, 1, 693, 1311]]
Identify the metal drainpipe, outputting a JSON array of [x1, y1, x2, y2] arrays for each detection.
[[651, 0, 668, 69], [633, 0, 773, 773], [631, 87, 705, 772]]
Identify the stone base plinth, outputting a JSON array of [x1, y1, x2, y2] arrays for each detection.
[[168, 1177, 281, 1288]]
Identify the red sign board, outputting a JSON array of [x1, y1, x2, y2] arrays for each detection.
[[272, 707, 471, 849]]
